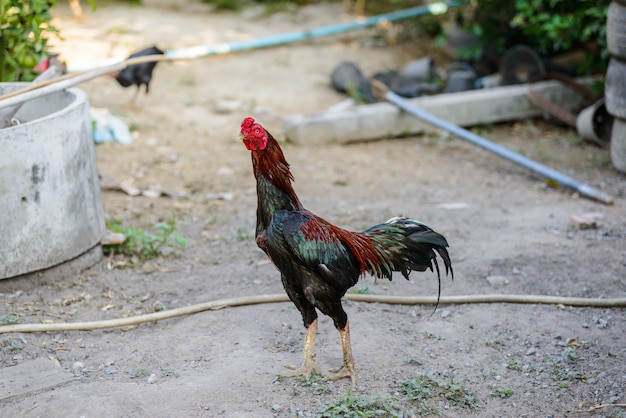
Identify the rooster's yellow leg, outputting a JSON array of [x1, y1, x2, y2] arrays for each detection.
[[284, 318, 321, 379], [324, 320, 357, 387]]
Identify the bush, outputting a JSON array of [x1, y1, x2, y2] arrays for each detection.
[[0, 0, 59, 82], [457, 0, 610, 74]]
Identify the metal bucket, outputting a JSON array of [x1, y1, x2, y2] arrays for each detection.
[[576, 99, 613, 147]]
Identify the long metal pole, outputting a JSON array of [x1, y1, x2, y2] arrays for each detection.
[[164, 2, 456, 60], [0, 3, 457, 110], [372, 80, 614, 205]]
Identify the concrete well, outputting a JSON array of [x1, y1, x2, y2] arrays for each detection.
[[0, 84, 105, 279]]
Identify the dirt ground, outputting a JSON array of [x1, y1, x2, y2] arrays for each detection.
[[1, 2, 626, 417]]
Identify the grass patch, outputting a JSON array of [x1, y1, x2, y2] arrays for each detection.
[[423, 331, 442, 341], [491, 388, 514, 398], [130, 368, 152, 379], [314, 372, 480, 417], [0, 314, 20, 326], [317, 390, 401, 418], [104, 214, 186, 259], [400, 374, 480, 412]]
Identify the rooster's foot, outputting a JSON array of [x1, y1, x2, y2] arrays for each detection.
[[324, 363, 356, 386], [283, 361, 322, 381]]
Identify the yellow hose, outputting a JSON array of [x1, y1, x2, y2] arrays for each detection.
[[1, 293, 625, 334]]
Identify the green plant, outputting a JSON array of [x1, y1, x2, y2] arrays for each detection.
[[491, 388, 514, 398], [423, 331, 442, 341], [511, 0, 608, 60], [0, 314, 20, 326], [349, 286, 370, 294], [291, 371, 332, 395], [454, 0, 610, 74], [0, 0, 59, 81], [399, 374, 480, 413], [317, 391, 401, 418], [130, 368, 152, 379], [104, 215, 186, 258], [506, 360, 522, 371], [160, 370, 180, 378]]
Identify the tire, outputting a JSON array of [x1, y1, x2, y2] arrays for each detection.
[[608, 1, 626, 58], [610, 117, 626, 174], [605, 57, 626, 118]]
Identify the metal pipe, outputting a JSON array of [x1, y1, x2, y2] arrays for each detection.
[[371, 80, 614, 205], [0, 3, 457, 110], [164, 2, 456, 60]]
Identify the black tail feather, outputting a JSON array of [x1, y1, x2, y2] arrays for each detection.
[[363, 216, 453, 310]]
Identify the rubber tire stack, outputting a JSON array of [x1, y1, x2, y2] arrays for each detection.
[[606, 0, 626, 173]]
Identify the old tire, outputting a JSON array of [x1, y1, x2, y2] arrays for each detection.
[[608, 1, 626, 58], [611, 117, 626, 174], [605, 57, 626, 118]]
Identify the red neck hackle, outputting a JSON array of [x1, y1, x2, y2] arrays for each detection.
[[241, 117, 302, 210]]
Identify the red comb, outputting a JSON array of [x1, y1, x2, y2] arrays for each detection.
[[241, 117, 255, 134]]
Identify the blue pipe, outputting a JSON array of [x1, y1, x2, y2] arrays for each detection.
[[165, 2, 456, 60], [376, 83, 614, 205]]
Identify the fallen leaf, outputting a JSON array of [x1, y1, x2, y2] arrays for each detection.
[[48, 355, 61, 367]]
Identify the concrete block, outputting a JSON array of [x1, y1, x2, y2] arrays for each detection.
[[284, 79, 590, 144]]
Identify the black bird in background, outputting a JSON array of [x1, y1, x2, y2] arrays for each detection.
[[114, 46, 164, 108]]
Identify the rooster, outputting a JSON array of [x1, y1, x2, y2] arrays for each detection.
[[113, 46, 164, 108], [240, 117, 452, 386]]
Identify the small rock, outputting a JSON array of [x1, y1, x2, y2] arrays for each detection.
[[105, 365, 118, 375], [72, 361, 85, 370], [486, 275, 509, 287], [587, 378, 596, 384], [271, 404, 283, 412], [440, 310, 451, 318], [147, 373, 157, 384], [101, 231, 126, 246], [570, 214, 597, 230], [525, 347, 536, 356], [213, 98, 242, 114], [593, 316, 608, 329], [512, 267, 521, 275]]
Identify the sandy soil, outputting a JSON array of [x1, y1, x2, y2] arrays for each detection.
[[1, 2, 625, 417]]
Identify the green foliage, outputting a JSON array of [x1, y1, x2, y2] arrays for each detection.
[[201, 0, 317, 11], [0, 314, 20, 326], [491, 388, 514, 398], [506, 360, 522, 371], [399, 374, 480, 413], [0, 0, 59, 81], [201, 0, 240, 10], [292, 371, 332, 395], [455, 0, 610, 73], [314, 373, 480, 418], [130, 368, 152, 378], [317, 390, 402, 418], [423, 331, 442, 341], [1, 338, 26, 352], [104, 215, 186, 258], [510, 0, 608, 58]]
